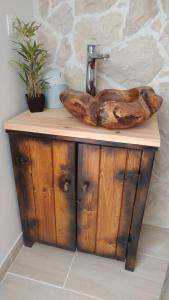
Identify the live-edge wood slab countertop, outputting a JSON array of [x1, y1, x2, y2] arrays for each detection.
[[4, 108, 160, 148]]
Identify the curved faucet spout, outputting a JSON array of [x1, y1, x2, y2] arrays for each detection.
[[86, 44, 110, 96]]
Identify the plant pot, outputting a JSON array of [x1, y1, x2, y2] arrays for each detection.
[[26, 94, 45, 113]]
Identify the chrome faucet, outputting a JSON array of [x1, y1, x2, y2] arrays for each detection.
[[86, 44, 110, 96]]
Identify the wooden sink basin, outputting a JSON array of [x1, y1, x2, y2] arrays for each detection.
[[60, 86, 163, 129]]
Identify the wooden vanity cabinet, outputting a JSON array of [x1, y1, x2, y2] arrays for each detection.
[[8, 131, 155, 272], [5, 108, 160, 271]]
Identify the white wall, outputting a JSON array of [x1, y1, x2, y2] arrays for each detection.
[[0, 0, 33, 265]]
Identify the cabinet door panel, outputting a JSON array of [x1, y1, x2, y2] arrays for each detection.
[[116, 149, 142, 260], [29, 138, 56, 244], [77, 144, 141, 259], [95, 147, 127, 257], [77, 144, 100, 253], [9, 135, 37, 245], [53, 141, 76, 250]]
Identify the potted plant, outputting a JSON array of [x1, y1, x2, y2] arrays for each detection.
[[12, 18, 48, 112]]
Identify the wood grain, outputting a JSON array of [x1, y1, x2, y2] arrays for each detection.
[[29, 138, 56, 244], [116, 149, 142, 260], [77, 144, 100, 253], [53, 141, 76, 250], [60, 87, 163, 129], [4, 108, 160, 148], [96, 147, 127, 257], [9, 135, 37, 245], [8, 130, 157, 271], [125, 148, 155, 271]]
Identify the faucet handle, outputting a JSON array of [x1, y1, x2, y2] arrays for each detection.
[[87, 44, 96, 54], [87, 44, 110, 60]]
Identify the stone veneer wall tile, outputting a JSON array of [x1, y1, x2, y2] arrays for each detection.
[[64, 65, 86, 91], [124, 0, 158, 35], [74, 12, 123, 66], [151, 17, 161, 32], [39, 0, 49, 18], [57, 38, 72, 67], [101, 37, 163, 87], [34, 0, 169, 228], [37, 25, 58, 65], [51, 0, 60, 8], [75, 0, 117, 15], [161, 0, 169, 17], [160, 22, 169, 57], [48, 2, 73, 35]]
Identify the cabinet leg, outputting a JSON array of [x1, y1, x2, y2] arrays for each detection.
[[23, 239, 34, 247], [125, 255, 136, 272]]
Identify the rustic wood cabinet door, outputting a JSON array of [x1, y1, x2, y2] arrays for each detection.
[[77, 144, 142, 260], [9, 134, 76, 250]]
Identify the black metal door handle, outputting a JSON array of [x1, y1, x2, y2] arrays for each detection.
[[63, 179, 70, 192], [81, 181, 90, 193]]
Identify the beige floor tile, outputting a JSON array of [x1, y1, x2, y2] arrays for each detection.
[[0, 274, 94, 300], [135, 255, 168, 284], [9, 243, 74, 286], [66, 251, 168, 300], [139, 224, 169, 260]]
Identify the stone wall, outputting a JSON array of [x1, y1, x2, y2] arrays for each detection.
[[33, 0, 169, 228]]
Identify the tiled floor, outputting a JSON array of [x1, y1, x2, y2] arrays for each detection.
[[0, 224, 169, 300]]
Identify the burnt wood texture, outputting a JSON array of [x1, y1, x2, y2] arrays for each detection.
[[8, 131, 156, 271], [77, 145, 143, 261], [9, 134, 76, 250], [9, 135, 37, 246], [60, 87, 162, 129], [125, 148, 155, 271]]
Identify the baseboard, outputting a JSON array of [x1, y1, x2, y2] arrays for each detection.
[[160, 265, 169, 300], [0, 234, 23, 282]]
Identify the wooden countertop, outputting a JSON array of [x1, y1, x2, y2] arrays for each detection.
[[4, 108, 160, 148]]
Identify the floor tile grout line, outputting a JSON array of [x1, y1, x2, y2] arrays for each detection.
[[7, 272, 104, 300], [138, 251, 169, 262], [7, 272, 63, 290], [63, 249, 77, 288]]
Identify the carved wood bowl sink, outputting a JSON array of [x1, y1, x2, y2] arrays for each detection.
[[60, 86, 163, 129]]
